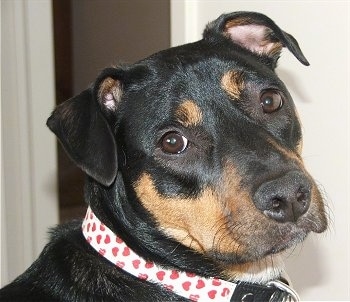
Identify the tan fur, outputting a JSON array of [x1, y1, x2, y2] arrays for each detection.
[[133, 172, 243, 254], [133, 157, 326, 282], [221, 71, 245, 100], [266, 136, 303, 164], [175, 100, 203, 127]]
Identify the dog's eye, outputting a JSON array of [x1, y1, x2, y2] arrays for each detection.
[[260, 90, 283, 113], [160, 132, 188, 154]]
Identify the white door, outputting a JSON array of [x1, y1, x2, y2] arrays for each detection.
[[170, 1, 350, 301]]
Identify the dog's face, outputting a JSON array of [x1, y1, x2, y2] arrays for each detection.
[[48, 12, 327, 281]]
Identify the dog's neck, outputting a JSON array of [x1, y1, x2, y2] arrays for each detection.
[[82, 207, 299, 301]]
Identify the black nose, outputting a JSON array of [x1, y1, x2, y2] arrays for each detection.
[[253, 171, 311, 222]]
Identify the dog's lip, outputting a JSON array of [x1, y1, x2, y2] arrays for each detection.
[[206, 226, 307, 265], [213, 223, 308, 263], [265, 225, 308, 255]]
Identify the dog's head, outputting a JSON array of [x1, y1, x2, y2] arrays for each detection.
[[48, 12, 327, 282]]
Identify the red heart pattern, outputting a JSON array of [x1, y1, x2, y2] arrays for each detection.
[[138, 273, 148, 280], [116, 261, 125, 268], [156, 271, 165, 281], [221, 287, 231, 297], [82, 206, 237, 302], [186, 272, 196, 278], [123, 247, 130, 256], [132, 259, 140, 269], [196, 279, 205, 289], [190, 294, 200, 301], [112, 247, 119, 257], [208, 290, 217, 299], [104, 234, 110, 244], [212, 278, 221, 286], [182, 281, 191, 291], [170, 270, 179, 280]]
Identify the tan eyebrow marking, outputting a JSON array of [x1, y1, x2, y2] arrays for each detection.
[[175, 100, 203, 127], [221, 70, 245, 100]]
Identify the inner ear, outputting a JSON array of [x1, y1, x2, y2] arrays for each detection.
[[225, 21, 282, 59], [98, 76, 123, 113], [203, 12, 309, 66]]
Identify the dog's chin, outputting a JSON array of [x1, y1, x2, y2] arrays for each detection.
[[212, 227, 307, 263], [221, 254, 285, 284], [209, 231, 308, 283]]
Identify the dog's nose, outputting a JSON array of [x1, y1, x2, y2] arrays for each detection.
[[253, 171, 311, 222]]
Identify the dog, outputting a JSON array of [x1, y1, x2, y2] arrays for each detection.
[[1, 11, 327, 302]]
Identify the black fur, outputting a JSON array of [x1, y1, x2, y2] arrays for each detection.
[[1, 12, 327, 301]]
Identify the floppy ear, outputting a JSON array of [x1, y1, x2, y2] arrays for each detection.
[[204, 11, 309, 68], [47, 68, 123, 186]]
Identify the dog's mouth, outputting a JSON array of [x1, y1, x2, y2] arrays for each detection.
[[210, 165, 328, 264], [134, 170, 327, 270], [264, 226, 308, 255], [207, 220, 309, 266]]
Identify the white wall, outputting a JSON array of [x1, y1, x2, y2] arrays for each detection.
[[171, 1, 349, 301]]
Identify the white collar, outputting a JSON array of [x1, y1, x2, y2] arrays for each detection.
[[82, 206, 299, 301]]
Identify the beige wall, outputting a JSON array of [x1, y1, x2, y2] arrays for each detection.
[[171, 1, 350, 300], [71, 0, 170, 94]]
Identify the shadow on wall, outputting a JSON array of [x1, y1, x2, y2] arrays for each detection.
[[284, 234, 328, 296], [277, 68, 313, 104]]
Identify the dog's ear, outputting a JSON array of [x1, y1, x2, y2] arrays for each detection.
[[204, 11, 309, 67], [47, 68, 124, 186]]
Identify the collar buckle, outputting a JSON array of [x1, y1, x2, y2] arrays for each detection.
[[267, 280, 300, 302]]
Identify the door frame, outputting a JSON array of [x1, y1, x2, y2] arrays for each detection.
[[1, 0, 58, 285]]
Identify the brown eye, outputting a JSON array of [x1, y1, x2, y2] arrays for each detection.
[[160, 132, 188, 154], [260, 90, 283, 113]]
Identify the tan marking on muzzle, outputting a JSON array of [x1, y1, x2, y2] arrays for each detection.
[[133, 172, 243, 254], [175, 100, 203, 127], [266, 136, 303, 164], [221, 70, 245, 100]]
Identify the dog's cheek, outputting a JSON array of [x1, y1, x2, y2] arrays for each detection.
[[133, 172, 244, 254], [132, 171, 273, 260]]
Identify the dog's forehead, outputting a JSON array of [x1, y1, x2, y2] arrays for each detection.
[[141, 41, 283, 101], [118, 39, 297, 151], [128, 42, 284, 123], [118, 41, 302, 160]]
